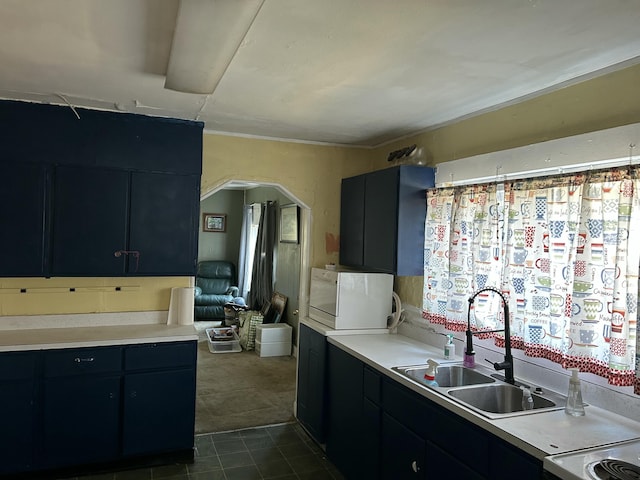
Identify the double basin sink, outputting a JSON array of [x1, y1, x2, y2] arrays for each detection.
[[392, 363, 568, 419]]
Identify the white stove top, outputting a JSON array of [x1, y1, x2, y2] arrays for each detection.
[[544, 438, 640, 479]]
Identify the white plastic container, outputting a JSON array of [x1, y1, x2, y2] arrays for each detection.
[[206, 328, 241, 354], [256, 323, 292, 344], [256, 339, 291, 357]]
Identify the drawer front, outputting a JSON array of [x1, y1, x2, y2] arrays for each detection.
[[44, 346, 122, 377], [0, 351, 39, 381], [125, 341, 196, 371]]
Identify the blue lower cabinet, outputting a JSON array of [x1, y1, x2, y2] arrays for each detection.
[[0, 340, 197, 476], [123, 368, 196, 456], [42, 375, 121, 468], [296, 324, 328, 443], [323, 346, 543, 480], [0, 379, 36, 474], [381, 412, 425, 479], [0, 352, 39, 474]]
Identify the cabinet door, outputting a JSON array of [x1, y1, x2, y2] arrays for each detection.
[[51, 165, 129, 275], [426, 440, 485, 480], [42, 375, 121, 468], [363, 167, 399, 273], [0, 352, 38, 475], [490, 437, 542, 480], [129, 172, 199, 275], [0, 380, 36, 474], [381, 412, 425, 479], [123, 368, 196, 456], [0, 162, 48, 276], [326, 344, 371, 480], [296, 324, 327, 443], [339, 175, 365, 268]]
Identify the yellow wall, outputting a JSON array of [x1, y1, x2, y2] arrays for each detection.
[[381, 62, 640, 307], [200, 134, 373, 269], [0, 277, 191, 316]]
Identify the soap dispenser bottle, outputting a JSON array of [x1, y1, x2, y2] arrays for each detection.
[[565, 368, 585, 416], [444, 334, 455, 359], [423, 359, 439, 387]]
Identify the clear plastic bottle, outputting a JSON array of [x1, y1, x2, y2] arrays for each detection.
[[565, 368, 585, 416], [444, 334, 455, 360], [423, 359, 439, 387], [521, 386, 534, 410]]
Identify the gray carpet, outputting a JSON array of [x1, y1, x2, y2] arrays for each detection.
[[194, 322, 297, 434]]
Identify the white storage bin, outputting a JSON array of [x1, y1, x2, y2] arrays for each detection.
[[255, 339, 291, 357], [206, 328, 241, 354], [256, 323, 292, 344]]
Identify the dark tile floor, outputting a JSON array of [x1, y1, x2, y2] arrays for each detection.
[[67, 423, 343, 480]]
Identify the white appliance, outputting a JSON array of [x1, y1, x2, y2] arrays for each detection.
[[308, 267, 393, 330], [544, 438, 640, 479]]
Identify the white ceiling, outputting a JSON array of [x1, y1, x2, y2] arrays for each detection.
[[1, 0, 639, 147]]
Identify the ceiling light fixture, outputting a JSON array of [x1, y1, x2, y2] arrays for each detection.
[[164, 0, 265, 95]]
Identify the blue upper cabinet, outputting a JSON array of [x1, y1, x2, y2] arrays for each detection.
[[0, 100, 203, 277], [340, 165, 435, 276], [0, 162, 49, 276]]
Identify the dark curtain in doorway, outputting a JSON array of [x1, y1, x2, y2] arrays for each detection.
[[248, 201, 277, 311]]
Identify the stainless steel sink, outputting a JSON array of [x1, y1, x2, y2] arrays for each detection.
[[447, 383, 565, 419], [392, 362, 568, 418], [393, 364, 495, 388]]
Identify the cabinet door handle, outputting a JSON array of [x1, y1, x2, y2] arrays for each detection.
[[74, 357, 95, 363], [411, 461, 420, 473]]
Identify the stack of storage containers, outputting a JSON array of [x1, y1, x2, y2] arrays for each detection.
[[255, 324, 292, 357]]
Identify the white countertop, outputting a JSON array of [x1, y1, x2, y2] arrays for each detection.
[[301, 318, 640, 464], [0, 323, 198, 351]]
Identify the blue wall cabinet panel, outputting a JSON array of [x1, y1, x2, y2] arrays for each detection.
[[51, 166, 129, 275], [0, 162, 49, 276], [42, 375, 121, 468], [339, 175, 365, 267], [1, 100, 203, 174], [296, 324, 328, 443], [362, 167, 400, 273], [339, 165, 435, 275], [129, 172, 200, 275], [0, 99, 203, 277]]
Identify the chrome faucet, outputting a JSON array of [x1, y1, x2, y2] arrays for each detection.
[[466, 287, 514, 385]]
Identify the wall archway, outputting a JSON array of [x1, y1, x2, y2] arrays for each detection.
[[201, 180, 311, 348]]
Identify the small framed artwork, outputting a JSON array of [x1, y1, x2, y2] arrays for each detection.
[[279, 204, 299, 243], [203, 213, 226, 232]]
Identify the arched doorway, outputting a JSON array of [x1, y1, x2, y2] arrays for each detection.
[[199, 180, 311, 347]]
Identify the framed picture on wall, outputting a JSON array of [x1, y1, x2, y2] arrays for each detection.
[[203, 213, 226, 232], [280, 204, 299, 243]]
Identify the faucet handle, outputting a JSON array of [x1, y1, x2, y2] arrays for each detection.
[[485, 358, 510, 371]]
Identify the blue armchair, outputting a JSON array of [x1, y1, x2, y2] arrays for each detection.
[[194, 261, 240, 320]]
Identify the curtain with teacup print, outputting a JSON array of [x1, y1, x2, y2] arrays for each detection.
[[423, 169, 640, 393]]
